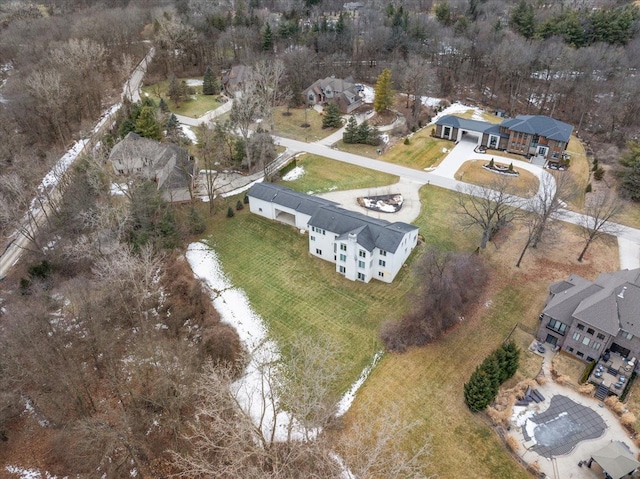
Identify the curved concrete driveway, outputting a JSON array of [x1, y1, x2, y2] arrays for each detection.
[[432, 138, 557, 200]]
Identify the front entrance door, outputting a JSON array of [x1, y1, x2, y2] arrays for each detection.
[[537, 146, 548, 157], [545, 334, 558, 347]]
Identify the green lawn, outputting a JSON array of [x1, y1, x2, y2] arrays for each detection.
[[334, 140, 380, 159], [380, 128, 451, 170], [141, 78, 222, 118], [280, 154, 398, 194], [272, 106, 336, 142]]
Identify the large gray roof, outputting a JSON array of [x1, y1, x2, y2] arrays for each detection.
[[544, 269, 640, 337], [435, 115, 498, 133], [247, 182, 338, 216], [500, 115, 573, 143], [309, 205, 417, 253]]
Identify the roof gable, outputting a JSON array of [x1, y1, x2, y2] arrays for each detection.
[[247, 183, 338, 215]]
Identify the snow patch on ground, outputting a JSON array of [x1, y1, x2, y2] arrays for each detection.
[[511, 406, 538, 445], [429, 102, 485, 125], [361, 85, 375, 104], [5, 466, 61, 479], [110, 183, 129, 196], [336, 351, 383, 416], [38, 140, 88, 192], [181, 124, 197, 143], [380, 134, 389, 144], [282, 166, 305, 181], [186, 79, 204, 87], [420, 96, 443, 108]]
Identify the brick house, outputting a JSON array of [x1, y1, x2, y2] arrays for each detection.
[[303, 76, 362, 114]]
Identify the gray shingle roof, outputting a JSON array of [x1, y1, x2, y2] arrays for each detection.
[[500, 115, 573, 143], [544, 269, 640, 337], [309, 205, 417, 253], [247, 183, 338, 215], [435, 115, 497, 133]]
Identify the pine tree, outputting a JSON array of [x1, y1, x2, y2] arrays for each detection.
[[262, 23, 273, 51], [509, 0, 535, 39], [227, 206, 235, 218], [166, 113, 179, 131], [202, 66, 219, 95], [500, 341, 520, 380], [357, 121, 372, 144], [373, 68, 394, 114], [343, 116, 358, 144], [480, 355, 501, 393], [168, 74, 187, 106], [464, 367, 495, 412], [159, 97, 169, 113], [322, 102, 342, 129], [135, 106, 162, 140]]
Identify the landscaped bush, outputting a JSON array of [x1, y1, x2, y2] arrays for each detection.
[[506, 435, 520, 452], [594, 166, 605, 180], [621, 412, 637, 428], [226, 206, 235, 218], [605, 396, 625, 414], [236, 200, 244, 211], [380, 248, 488, 352], [578, 383, 595, 395]]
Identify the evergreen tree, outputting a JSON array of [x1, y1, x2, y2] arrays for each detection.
[[435, 2, 452, 26], [356, 121, 372, 144], [322, 102, 342, 129], [509, 0, 535, 39], [343, 116, 358, 144], [262, 23, 273, 51], [159, 97, 169, 113], [227, 206, 235, 218], [188, 206, 206, 235], [202, 66, 219, 95], [500, 341, 520, 380], [480, 355, 501, 393], [166, 113, 179, 131], [373, 68, 395, 114], [135, 106, 162, 140], [622, 162, 640, 201], [464, 367, 495, 412], [335, 12, 346, 34]]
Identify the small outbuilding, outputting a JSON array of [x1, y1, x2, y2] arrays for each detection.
[[589, 441, 640, 479]]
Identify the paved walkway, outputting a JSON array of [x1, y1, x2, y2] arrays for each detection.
[[173, 98, 233, 127]]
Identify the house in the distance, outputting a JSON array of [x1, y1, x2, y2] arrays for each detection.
[[303, 76, 362, 114], [109, 132, 194, 202], [537, 268, 640, 363], [435, 114, 573, 163], [247, 182, 419, 283], [222, 65, 252, 94]]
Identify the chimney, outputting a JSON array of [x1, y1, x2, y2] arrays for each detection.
[[618, 286, 628, 299]]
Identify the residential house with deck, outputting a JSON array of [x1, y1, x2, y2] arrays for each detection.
[[537, 268, 640, 364], [109, 132, 194, 202], [303, 76, 362, 114], [435, 114, 573, 163], [247, 182, 419, 283]]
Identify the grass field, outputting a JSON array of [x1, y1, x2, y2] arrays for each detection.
[[380, 128, 451, 170], [280, 154, 398, 194], [333, 140, 380, 158], [141, 78, 222, 118], [200, 158, 621, 477], [272, 106, 334, 142], [455, 160, 540, 198], [552, 352, 589, 386]]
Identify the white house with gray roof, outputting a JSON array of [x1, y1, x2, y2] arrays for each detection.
[[538, 268, 640, 363], [247, 183, 419, 283]]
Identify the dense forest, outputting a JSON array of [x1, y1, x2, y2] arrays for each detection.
[[0, 0, 639, 476]]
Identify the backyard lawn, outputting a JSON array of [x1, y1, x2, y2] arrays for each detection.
[[564, 135, 590, 209], [141, 78, 222, 118], [455, 160, 540, 198], [199, 158, 620, 477], [279, 154, 398, 194], [272, 105, 335, 142]]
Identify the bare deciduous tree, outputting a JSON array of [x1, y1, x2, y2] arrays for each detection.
[[456, 178, 523, 249], [577, 191, 621, 262]]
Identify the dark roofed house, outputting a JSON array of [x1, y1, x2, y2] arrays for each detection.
[[434, 113, 573, 162], [222, 65, 252, 94], [247, 183, 418, 283], [537, 268, 640, 396], [303, 76, 363, 114], [109, 132, 194, 202]]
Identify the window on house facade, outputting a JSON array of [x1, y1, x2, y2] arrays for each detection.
[[359, 250, 366, 258], [379, 260, 386, 266], [577, 324, 585, 331], [316, 249, 322, 255], [592, 342, 601, 351], [358, 260, 365, 269], [573, 332, 581, 341], [312, 226, 326, 235], [587, 356, 595, 363], [577, 351, 584, 358], [340, 254, 346, 262], [622, 330, 634, 340], [339, 266, 345, 274], [587, 328, 595, 335], [582, 337, 590, 346], [379, 249, 387, 256], [357, 272, 365, 281], [547, 319, 567, 335], [567, 347, 574, 353], [340, 244, 347, 251], [378, 272, 384, 277], [311, 236, 316, 241], [597, 333, 605, 340]]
